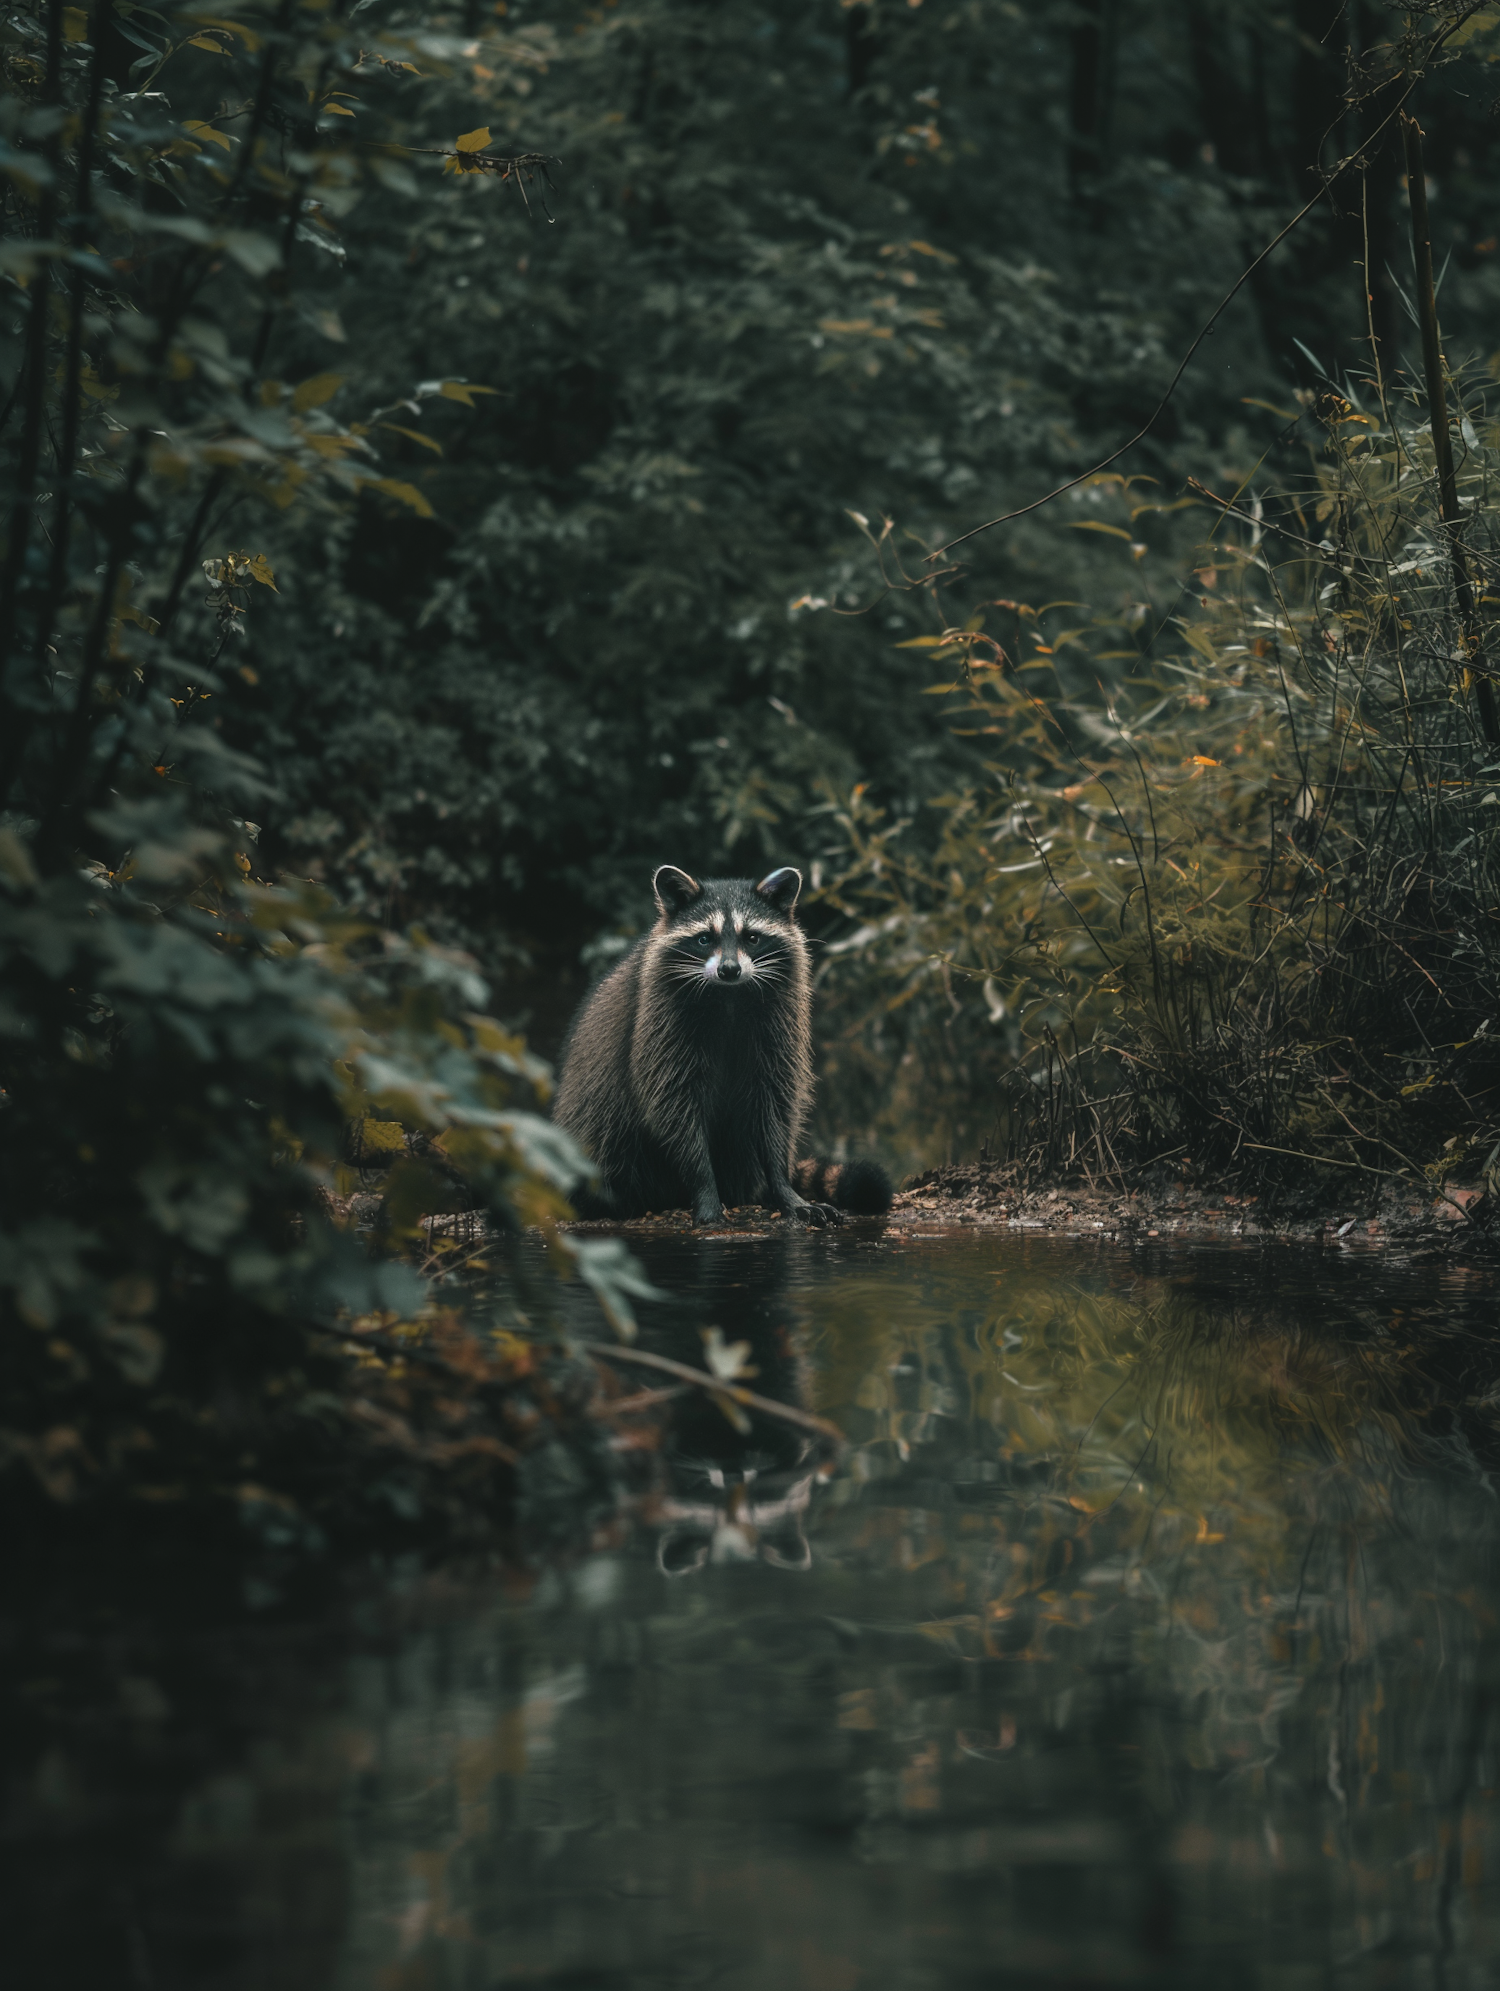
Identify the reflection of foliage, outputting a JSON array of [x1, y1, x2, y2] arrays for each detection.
[[802, 1245, 1500, 1957]]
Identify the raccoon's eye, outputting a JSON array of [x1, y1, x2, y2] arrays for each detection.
[[690, 931, 713, 949], [742, 929, 762, 947]]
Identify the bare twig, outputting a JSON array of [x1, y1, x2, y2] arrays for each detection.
[[580, 1342, 847, 1452], [595, 1385, 688, 1418], [1402, 113, 1499, 747]]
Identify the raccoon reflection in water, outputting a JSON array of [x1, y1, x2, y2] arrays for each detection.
[[645, 1235, 827, 1578], [553, 864, 891, 1226]]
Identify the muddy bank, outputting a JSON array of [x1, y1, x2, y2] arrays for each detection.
[[559, 1168, 1495, 1257], [895, 1165, 1496, 1256]]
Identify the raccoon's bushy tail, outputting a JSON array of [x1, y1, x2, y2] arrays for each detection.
[[793, 1156, 894, 1216]]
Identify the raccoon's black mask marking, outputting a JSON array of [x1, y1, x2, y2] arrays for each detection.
[[651, 865, 803, 996]]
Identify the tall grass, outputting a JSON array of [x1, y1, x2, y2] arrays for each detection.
[[818, 376, 1500, 1198]]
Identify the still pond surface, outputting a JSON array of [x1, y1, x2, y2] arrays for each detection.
[[12, 1231, 1500, 1990]]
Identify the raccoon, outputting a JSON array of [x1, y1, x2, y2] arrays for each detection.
[[553, 864, 892, 1226]]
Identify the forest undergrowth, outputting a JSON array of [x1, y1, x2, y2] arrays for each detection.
[[822, 356, 1500, 1219], [0, 0, 669, 1560]]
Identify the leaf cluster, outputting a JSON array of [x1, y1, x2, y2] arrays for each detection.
[[0, 0, 643, 1546], [820, 374, 1500, 1197]]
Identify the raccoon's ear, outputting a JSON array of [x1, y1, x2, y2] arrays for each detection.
[[754, 866, 802, 914], [653, 865, 702, 915]]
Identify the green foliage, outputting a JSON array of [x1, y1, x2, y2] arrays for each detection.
[[220, 0, 1294, 960], [0, 0, 646, 1537], [184, 0, 1500, 994], [820, 374, 1500, 1193]]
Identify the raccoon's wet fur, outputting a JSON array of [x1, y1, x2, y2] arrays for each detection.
[[553, 864, 893, 1227]]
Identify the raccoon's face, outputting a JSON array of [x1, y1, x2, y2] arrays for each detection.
[[656, 1461, 816, 1575], [653, 865, 801, 991]]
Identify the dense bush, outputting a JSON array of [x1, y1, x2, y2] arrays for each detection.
[[0, 0, 641, 1539], [820, 367, 1500, 1192], [226, 0, 1481, 978]]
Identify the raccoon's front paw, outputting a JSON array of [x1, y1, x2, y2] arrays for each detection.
[[785, 1195, 842, 1229], [692, 1194, 726, 1227]]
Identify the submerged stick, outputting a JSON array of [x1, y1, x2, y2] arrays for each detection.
[[580, 1342, 847, 1454], [1402, 114, 1499, 748]]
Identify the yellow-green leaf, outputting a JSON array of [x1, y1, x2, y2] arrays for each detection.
[[438, 380, 499, 406], [1069, 520, 1134, 540], [187, 33, 229, 50], [896, 634, 961, 649], [303, 432, 361, 459], [455, 126, 492, 153], [1450, 8, 1499, 46], [0, 828, 38, 888], [365, 477, 435, 519], [383, 1157, 448, 1234], [63, 8, 88, 41], [292, 372, 346, 412], [359, 1118, 407, 1154], [248, 554, 277, 590], [183, 119, 233, 151], [380, 423, 443, 454], [189, 14, 263, 51]]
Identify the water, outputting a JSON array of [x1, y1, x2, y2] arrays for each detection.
[[10, 1231, 1500, 1990]]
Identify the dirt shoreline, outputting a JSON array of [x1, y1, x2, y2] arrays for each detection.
[[559, 1167, 1496, 1258], [892, 1165, 1495, 1257]]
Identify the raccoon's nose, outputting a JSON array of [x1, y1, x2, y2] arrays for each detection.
[[717, 959, 742, 982]]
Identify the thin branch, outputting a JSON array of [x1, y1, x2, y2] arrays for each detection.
[[0, 0, 65, 765], [1402, 112, 1499, 747], [580, 1342, 847, 1452]]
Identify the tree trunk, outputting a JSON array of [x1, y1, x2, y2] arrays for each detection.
[[1185, 1, 1254, 177], [1290, 0, 1347, 194], [846, 1, 877, 98], [1068, 0, 1104, 202], [1352, 3, 1404, 373]]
